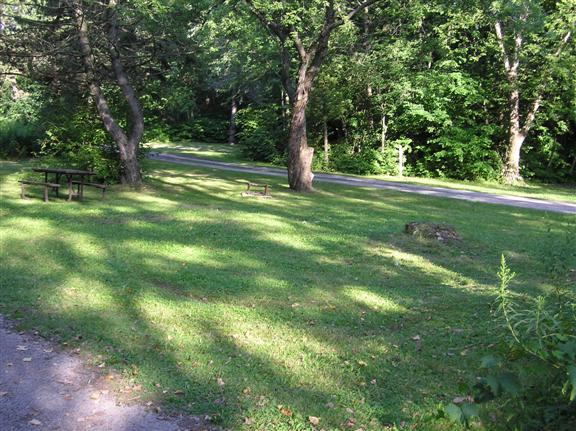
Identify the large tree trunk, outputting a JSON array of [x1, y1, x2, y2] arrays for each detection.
[[503, 131, 526, 183], [287, 89, 314, 191], [73, 0, 143, 186], [323, 116, 329, 165], [502, 86, 525, 183], [228, 93, 238, 145]]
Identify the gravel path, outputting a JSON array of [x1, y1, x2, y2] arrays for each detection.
[[0, 316, 216, 431], [150, 153, 576, 215]]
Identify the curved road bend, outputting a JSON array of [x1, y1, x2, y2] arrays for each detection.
[[149, 153, 576, 215]]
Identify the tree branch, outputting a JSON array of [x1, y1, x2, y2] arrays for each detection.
[[494, 21, 511, 73]]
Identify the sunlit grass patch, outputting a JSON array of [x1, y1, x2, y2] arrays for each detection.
[[0, 159, 573, 430]]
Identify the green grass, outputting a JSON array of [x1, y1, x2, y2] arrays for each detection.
[[1, 159, 574, 430], [146, 140, 576, 203]]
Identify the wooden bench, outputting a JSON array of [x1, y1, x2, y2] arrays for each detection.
[[242, 182, 271, 198], [19, 180, 60, 202], [71, 180, 107, 200]]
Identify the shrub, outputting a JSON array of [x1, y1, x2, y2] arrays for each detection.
[[413, 126, 501, 181], [37, 108, 147, 182], [176, 117, 228, 143], [0, 119, 43, 158], [444, 246, 576, 430], [331, 145, 397, 175], [236, 107, 284, 162], [0, 80, 45, 158]]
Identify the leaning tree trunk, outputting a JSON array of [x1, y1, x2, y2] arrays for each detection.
[[287, 89, 314, 191], [73, 0, 143, 186]]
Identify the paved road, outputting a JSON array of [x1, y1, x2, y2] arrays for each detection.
[[0, 316, 217, 431], [150, 153, 576, 215]]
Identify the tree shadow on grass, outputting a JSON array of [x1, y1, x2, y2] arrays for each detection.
[[1, 162, 573, 429]]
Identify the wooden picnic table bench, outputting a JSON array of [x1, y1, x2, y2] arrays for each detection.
[[242, 182, 271, 198], [32, 167, 98, 201], [71, 180, 107, 200], [19, 180, 60, 203]]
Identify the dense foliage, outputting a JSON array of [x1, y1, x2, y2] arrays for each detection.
[[445, 243, 576, 430], [1, 0, 574, 183]]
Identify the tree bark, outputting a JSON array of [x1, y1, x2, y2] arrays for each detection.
[[72, 0, 143, 186], [323, 116, 329, 165], [380, 113, 387, 152], [287, 75, 314, 191], [244, 0, 380, 192], [398, 144, 404, 177], [495, 18, 572, 184], [228, 93, 238, 145]]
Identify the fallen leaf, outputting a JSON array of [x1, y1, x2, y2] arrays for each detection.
[[174, 390, 185, 395], [357, 360, 367, 367], [16, 345, 28, 351], [346, 407, 355, 415], [90, 392, 101, 400], [325, 402, 335, 409], [411, 335, 421, 341], [277, 405, 292, 417], [370, 379, 377, 385], [22, 357, 32, 362], [345, 417, 356, 428], [0, 391, 8, 397], [29, 419, 42, 426], [217, 377, 225, 387], [309, 416, 320, 426], [452, 396, 466, 404], [242, 387, 251, 395], [43, 348, 53, 353], [243, 417, 253, 425]]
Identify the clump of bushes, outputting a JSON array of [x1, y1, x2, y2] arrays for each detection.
[[0, 80, 45, 158], [236, 106, 285, 162], [444, 242, 576, 429], [37, 107, 147, 183]]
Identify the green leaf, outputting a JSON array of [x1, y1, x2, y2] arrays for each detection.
[[481, 355, 503, 369], [499, 372, 521, 396], [461, 402, 479, 420], [568, 365, 576, 401], [486, 375, 501, 396], [444, 403, 464, 424]]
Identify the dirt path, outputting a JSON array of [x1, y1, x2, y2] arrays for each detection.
[[0, 316, 217, 431], [150, 153, 576, 215]]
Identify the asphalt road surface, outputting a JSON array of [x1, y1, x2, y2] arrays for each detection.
[[149, 153, 576, 215]]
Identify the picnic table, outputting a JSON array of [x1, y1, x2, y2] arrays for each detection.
[[32, 167, 97, 201]]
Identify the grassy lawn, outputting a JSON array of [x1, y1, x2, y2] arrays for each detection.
[[147, 140, 576, 204], [1, 159, 574, 430]]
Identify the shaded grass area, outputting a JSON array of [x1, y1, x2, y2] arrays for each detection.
[[0, 159, 574, 430], [146, 140, 576, 203]]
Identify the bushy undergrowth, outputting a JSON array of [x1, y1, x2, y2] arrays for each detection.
[[236, 106, 285, 162], [445, 231, 576, 430], [37, 108, 147, 182], [0, 80, 45, 158]]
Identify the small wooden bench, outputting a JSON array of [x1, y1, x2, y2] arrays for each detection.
[[71, 180, 107, 200], [242, 182, 271, 198], [19, 180, 60, 202]]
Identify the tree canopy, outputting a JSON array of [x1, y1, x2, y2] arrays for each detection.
[[1, 0, 574, 185]]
